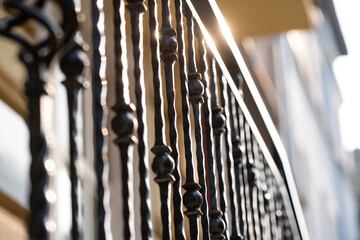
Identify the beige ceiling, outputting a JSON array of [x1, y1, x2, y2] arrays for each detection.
[[216, 0, 314, 40]]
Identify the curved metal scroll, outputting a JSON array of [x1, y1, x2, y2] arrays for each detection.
[[0, 0, 77, 239]]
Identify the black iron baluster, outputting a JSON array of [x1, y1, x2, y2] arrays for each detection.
[[60, 38, 87, 240], [264, 164, 278, 240], [209, 59, 229, 238], [196, 35, 225, 240], [156, 0, 181, 238], [195, 22, 210, 239], [23, 55, 50, 240], [228, 90, 247, 239], [281, 200, 293, 240], [251, 138, 266, 240], [237, 107, 252, 240], [274, 186, 284, 240], [112, 0, 138, 239], [255, 146, 272, 240], [198, 39, 226, 240], [91, 0, 108, 238], [175, 2, 203, 240], [149, 0, 176, 238], [248, 127, 262, 240], [242, 118, 256, 240], [125, 0, 152, 239], [219, 71, 242, 240], [257, 149, 272, 240], [184, 14, 210, 239]]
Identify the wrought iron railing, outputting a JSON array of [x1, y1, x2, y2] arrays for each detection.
[[0, 0, 309, 239]]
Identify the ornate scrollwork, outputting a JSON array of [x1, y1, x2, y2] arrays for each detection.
[[0, 0, 78, 239]]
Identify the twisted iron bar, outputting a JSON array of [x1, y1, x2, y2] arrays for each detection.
[[199, 37, 226, 240], [125, 0, 152, 239], [257, 148, 273, 240], [59, 2, 87, 239], [238, 113, 254, 240], [248, 131, 261, 239], [174, 1, 203, 239], [148, 0, 175, 239], [243, 120, 258, 240], [153, 0, 180, 238], [92, 0, 112, 238], [219, 76, 243, 240], [252, 140, 268, 240], [158, 0, 185, 237], [228, 90, 247, 239], [112, 0, 138, 239], [209, 60, 229, 239], [60, 37, 87, 240], [184, 6, 210, 239]]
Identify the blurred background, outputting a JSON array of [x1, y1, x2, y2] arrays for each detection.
[[217, 0, 360, 239]]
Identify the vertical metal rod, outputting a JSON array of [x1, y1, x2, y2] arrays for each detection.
[[176, 3, 203, 240], [112, 0, 138, 239], [281, 199, 293, 240], [125, 0, 152, 239], [236, 105, 251, 240], [198, 40, 226, 240], [219, 78, 243, 240], [184, 6, 207, 239], [91, 0, 108, 238], [183, 12, 210, 239], [196, 36, 225, 240], [209, 60, 229, 239], [60, 40, 87, 240], [274, 185, 284, 240], [23, 53, 49, 240], [251, 137, 266, 240], [228, 91, 247, 238], [248, 132, 261, 239], [254, 144, 271, 240], [257, 149, 272, 240], [148, 0, 176, 238], [156, 0, 181, 238], [264, 164, 278, 240], [242, 118, 256, 240]]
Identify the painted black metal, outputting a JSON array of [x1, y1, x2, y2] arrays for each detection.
[[176, 2, 203, 240], [274, 186, 285, 240], [249, 133, 261, 240], [112, 0, 138, 239], [228, 91, 247, 239], [125, 0, 152, 239], [200, 43, 226, 240], [0, 0, 76, 238], [154, 0, 180, 238], [264, 163, 279, 240], [219, 78, 243, 240], [253, 143, 270, 240], [209, 60, 229, 239], [241, 116, 255, 240], [159, 0, 184, 237], [148, 0, 176, 239], [91, 0, 108, 238], [185, 8, 210, 240], [244, 122, 260, 240], [0, 1, 305, 239], [236, 106, 252, 240], [60, 38, 87, 240], [24, 56, 50, 240]]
